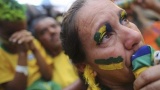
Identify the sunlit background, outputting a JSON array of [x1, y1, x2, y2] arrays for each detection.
[[16, 0, 75, 12]]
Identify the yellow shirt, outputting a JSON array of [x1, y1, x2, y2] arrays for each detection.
[[0, 39, 52, 89], [49, 51, 78, 88]]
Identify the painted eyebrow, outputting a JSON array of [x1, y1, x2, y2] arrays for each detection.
[[118, 9, 127, 23], [118, 9, 125, 17]]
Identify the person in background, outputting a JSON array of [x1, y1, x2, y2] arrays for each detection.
[[132, 5, 160, 50], [134, 0, 160, 50], [135, 0, 160, 14], [116, 0, 160, 50], [0, 0, 61, 90], [30, 16, 82, 89], [61, 0, 160, 90]]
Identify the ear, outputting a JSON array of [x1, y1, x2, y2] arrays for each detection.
[[75, 63, 86, 73]]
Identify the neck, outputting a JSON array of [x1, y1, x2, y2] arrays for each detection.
[[108, 83, 133, 90], [46, 46, 62, 57], [98, 77, 134, 90]]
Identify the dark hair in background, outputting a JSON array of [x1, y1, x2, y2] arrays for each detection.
[[29, 16, 48, 37], [26, 4, 61, 31], [61, 0, 86, 64]]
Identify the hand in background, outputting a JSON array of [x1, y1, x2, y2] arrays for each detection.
[[135, 0, 157, 9], [135, 0, 160, 14], [9, 30, 34, 52]]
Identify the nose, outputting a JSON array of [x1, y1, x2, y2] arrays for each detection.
[[120, 26, 142, 50], [48, 27, 56, 34]]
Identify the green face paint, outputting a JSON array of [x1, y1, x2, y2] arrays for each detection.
[[94, 23, 112, 44], [119, 10, 127, 24], [95, 56, 124, 70]]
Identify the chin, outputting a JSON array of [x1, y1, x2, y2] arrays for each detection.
[[112, 66, 135, 84], [122, 69, 135, 83], [53, 43, 62, 49], [114, 74, 135, 85]]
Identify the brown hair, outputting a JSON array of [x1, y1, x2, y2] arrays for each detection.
[[61, 0, 86, 64]]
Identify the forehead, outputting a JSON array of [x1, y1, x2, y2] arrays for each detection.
[[37, 18, 56, 26], [77, 0, 119, 25], [35, 18, 57, 30], [76, 0, 120, 41]]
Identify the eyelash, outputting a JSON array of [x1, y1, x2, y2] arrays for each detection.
[[97, 24, 113, 45], [95, 11, 128, 45], [100, 15, 129, 45], [100, 32, 112, 44], [122, 18, 129, 25], [120, 12, 129, 25]]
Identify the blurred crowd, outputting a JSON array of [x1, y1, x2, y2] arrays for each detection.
[[115, 0, 160, 50], [0, 0, 80, 90], [0, 0, 160, 90]]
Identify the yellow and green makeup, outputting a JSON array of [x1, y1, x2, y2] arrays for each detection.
[[94, 23, 112, 44], [119, 10, 127, 23], [95, 56, 124, 70]]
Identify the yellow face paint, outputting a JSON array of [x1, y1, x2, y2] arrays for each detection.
[[95, 56, 124, 70], [94, 23, 112, 44], [120, 10, 127, 23], [98, 62, 123, 70]]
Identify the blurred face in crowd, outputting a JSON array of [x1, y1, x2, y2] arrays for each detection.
[[34, 17, 61, 49], [76, 0, 144, 85]]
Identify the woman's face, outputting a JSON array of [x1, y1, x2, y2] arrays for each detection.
[[76, 0, 144, 85]]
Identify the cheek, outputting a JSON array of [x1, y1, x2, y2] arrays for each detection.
[[39, 35, 50, 42], [87, 47, 126, 71], [57, 27, 61, 32], [130, 23, 141, 32]]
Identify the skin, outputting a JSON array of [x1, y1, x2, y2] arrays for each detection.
[[34, 17, 83, 90], [94, 23, 112, 44], [134, 65, 160, 90], [34, 17, 62, 57], [0, 21, 52, 90], [95, 56, 123, 70], [76, 0, 144, 89]]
